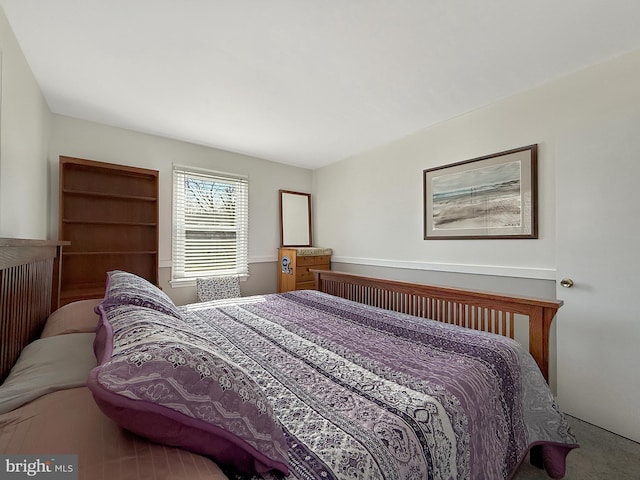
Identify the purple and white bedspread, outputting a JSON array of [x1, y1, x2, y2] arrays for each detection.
[[183, 290, 578, 480]]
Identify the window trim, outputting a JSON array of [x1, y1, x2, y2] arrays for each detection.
[[171, 164, 249, 282]]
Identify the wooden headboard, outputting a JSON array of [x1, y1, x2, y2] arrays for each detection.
[[0, 238, 67, 383], [313, 269, 562, 382]]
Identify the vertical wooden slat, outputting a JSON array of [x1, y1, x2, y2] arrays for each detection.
[[509, 312, 515, 339], [0, 240, 66, 383]]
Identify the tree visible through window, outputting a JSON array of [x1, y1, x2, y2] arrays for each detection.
[[172, 166, 248, 280]]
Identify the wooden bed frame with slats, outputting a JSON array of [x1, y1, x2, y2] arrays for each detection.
[[313, 269, 562, 381], [0, 239, 560, 386], [0, 238, 67, 383]]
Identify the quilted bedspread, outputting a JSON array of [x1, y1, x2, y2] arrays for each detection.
[[183, 290, 577, 480]]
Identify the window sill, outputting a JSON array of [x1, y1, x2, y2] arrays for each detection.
[[169, 278, 196, 288]]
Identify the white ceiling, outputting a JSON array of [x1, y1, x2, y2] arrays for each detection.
[[2, 1, 640, 169]]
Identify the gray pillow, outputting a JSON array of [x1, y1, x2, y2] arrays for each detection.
[[0, 333, 97, 414], [196, 275, 241, 302]]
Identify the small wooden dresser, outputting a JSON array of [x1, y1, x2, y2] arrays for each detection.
[[278, 247, 332, 292]]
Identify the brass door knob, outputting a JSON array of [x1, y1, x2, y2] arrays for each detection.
[[560, 278, 574, 288]]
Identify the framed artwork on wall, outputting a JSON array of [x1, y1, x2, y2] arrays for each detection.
[[423, 144, 538, 239]]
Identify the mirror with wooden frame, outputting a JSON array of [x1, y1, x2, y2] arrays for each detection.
[[279, 190, 312, 247]]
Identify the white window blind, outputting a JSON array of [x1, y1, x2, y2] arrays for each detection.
[[172, 165, 249, 280]]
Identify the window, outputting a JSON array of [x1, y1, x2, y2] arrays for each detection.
[[172, 165, 248, 281]]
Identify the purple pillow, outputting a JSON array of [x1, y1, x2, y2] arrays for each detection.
[[87, 304, 289, 475], [98, 270, 183, 320]]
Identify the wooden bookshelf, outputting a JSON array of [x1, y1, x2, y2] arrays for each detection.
[[58, 156, 159, 305]]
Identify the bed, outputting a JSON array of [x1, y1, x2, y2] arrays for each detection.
[[0, 238, 577, 479]]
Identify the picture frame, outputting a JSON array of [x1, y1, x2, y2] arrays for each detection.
[[423, 144, 538, 239], [279, 190, 312, 247]]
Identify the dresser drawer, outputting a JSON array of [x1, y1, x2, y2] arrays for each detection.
[[296, 263, 330, 282], [297, 255, 331, 267]]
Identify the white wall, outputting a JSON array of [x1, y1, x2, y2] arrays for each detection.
[[313, 100, 560, 288], [48, 114, 312, 302], [0, 7, 50, 239], [313, 48, 640, 294]]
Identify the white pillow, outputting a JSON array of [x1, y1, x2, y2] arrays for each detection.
[[0, 333, 97, 414]]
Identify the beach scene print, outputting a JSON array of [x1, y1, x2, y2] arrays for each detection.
[[432, 161, 522, 230]]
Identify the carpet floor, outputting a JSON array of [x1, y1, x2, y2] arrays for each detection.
[[514, 415, 640, 479]]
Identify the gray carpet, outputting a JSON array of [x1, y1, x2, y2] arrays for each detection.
[[514, 415, 640, 479]]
